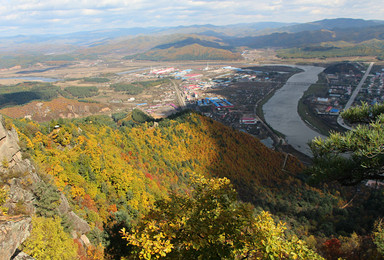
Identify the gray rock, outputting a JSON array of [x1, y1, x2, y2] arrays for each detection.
[[58, 193, 71, 215], [0, 117, 91, 259], [0, 116, 22, 169], [0, 216, 31, 260], [80, 234, 91, 247], [68, 211, 91, 234], [11, 250, 35, 260], [58, 193, 91, 235]]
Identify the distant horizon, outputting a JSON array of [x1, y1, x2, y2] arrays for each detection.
[[0, 0, 383, 37], [1, 17, 383, 38]]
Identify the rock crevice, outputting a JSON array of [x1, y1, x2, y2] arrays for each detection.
[[0, 216, 31, 260]]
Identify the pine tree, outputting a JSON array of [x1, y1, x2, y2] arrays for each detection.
[[310, 102, 384, 185]]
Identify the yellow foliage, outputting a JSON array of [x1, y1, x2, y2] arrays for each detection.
[[121, 174, 323, 260], [22, 216, 78, 260], [0, 187, 8, 215]]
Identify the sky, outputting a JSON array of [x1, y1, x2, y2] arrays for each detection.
[[0, 0, 383, 36]]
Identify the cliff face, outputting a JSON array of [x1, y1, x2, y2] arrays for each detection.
[[0, 116, 22, 169], [0, 115, 91, 258], [0, 116, 34, 260], [0, 115, 39, 216], [0, 216, 31, 260]]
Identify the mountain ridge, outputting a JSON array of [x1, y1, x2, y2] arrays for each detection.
[[0, 18, 384, 65], [1, 18, 383, 51]]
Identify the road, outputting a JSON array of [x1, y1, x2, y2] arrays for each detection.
[[263, 65, 325, 157], [171, 79, 186, 107], [337, 62, 374, 130]]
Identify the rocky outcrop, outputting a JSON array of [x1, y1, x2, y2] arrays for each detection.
[[0, 115, 92, 258], [0, 116, 22, 169], [11, 250, 35, 260], [58, 193, 91, 235], [0, 216, 31, 260], [5, 174, 37, 216], [0, 116, 39, 216]]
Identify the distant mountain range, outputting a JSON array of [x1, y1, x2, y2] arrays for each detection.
[[1, 18, 384, 64], [227, 24, 384, 48]]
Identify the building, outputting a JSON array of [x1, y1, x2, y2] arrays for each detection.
[[240, 117, 258, 124]]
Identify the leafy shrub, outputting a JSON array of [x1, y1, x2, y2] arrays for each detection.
[[22, 216, 78, 260], [0, 187, 8, 215], [33, 181, 60, 217]]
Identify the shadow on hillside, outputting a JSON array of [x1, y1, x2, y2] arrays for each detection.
[[0, 91, 44, 109]]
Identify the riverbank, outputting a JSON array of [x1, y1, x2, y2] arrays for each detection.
[[263, 65, 325, 157]]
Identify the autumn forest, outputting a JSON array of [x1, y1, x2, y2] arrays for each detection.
[[0, 108, 379, 259]]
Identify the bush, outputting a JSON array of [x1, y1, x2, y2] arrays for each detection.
[[0, 187, 8, 215], [33, 181, 60, 217], [22, 216, 78, 260], [131, 109, 154, 123]]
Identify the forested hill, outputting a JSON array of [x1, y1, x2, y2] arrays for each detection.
[[7, 110, 384, 258], [125, 43, 242, 61], [15, 110, 309, 217]]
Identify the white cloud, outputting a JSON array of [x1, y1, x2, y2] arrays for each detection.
[[0, 0, 381, 35], [82, 9, 102, 15], [291, 0, 347, 6]]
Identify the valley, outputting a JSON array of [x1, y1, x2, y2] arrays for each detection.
[[0, 57, 382, 160], [0, 59, 315, 155], [1, 17, 384, 260]]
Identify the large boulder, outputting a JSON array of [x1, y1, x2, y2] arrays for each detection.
[[12, 250, 35, 259], [0, 115, 91, 258], [58, 193, 91, 235], [0, 216, 31, 260], [0, 116, 22, 169]]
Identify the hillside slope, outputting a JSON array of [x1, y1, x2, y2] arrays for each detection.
[[126, 43, 241, 61], [228, 25, 384, 49], [13, 112, 336, 247], [1, 110, 382, 258]]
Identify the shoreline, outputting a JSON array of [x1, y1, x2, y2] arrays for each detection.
[[263, 65, 326, 157]]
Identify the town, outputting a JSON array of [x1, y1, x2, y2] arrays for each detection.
[[119, 64, 302, 148], [0, 60, 382, 153]]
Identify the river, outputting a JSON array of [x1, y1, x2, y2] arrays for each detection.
[[0, 76, 60, 82], [263, 65, 325, 156]]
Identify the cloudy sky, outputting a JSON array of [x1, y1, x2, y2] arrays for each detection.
[[0, 0, 382, 36]]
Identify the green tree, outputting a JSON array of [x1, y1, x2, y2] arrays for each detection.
[[132, 109, 154, 123], [33, 181, 61, 217], [22, 216, 78, 260], [121, 174, 322, 259], [374, 219, 384, 255], [310, 102, 384, 185]]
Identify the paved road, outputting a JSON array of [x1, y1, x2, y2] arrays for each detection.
[[264, 65, 325, 157], [337, 62, 374, 130], [171, 79, 186, 107]]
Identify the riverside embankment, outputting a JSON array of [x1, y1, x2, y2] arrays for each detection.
[[263, 65, 325, 156]]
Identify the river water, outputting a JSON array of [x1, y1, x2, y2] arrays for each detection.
[[0, 76, 60, 82], [263, 65, 326, 156]]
